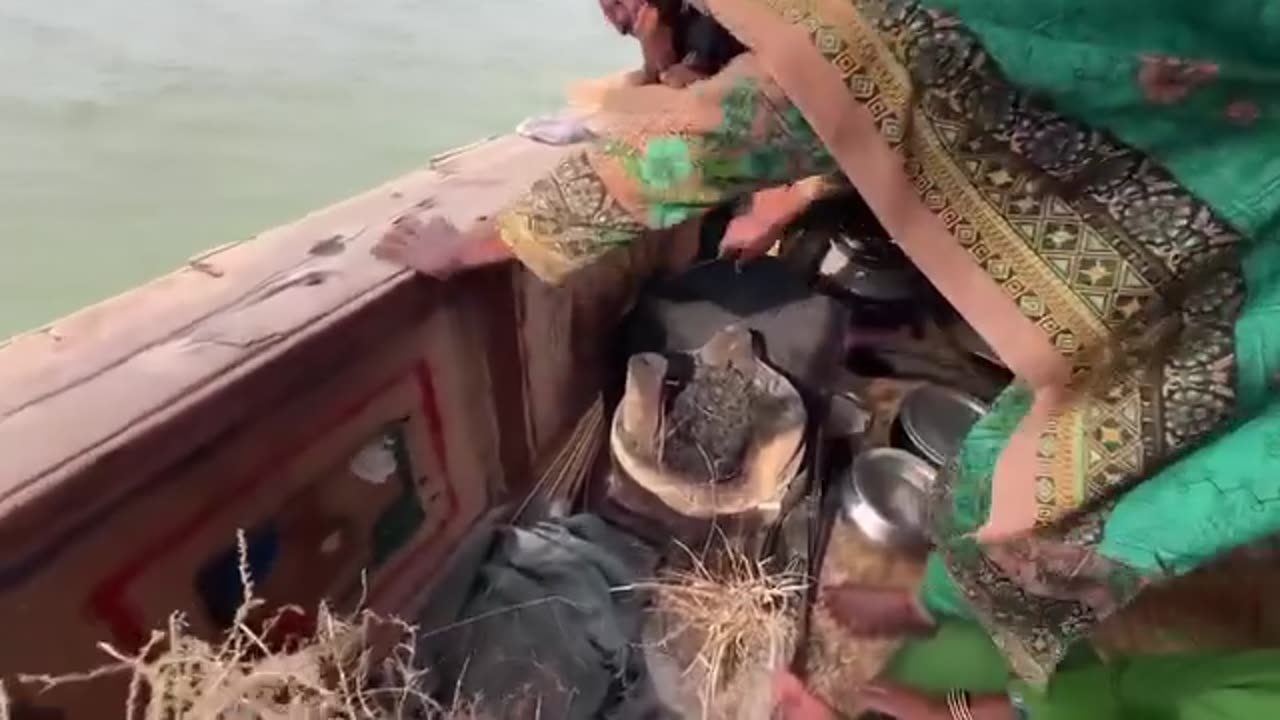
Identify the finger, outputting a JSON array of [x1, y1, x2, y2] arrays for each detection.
[[633, 5, 659, 35], [772, 674, 836, 720], [720, 238, 769, 265], [858, 683, 926, 718], [772, 672, 797, 700], [424, 216, 459, 234], [861, 682, 891, 699], [723, 218, 770, 245], [371, 237, 405, 261], [378, 229, 409, 248], [721, 219, 754, 243], [721, 230, 757, 256], [857, 684, 900, 715], [374, 230, 408, 249], [390, 215, 426, 236], [739, 241, 772, 262]]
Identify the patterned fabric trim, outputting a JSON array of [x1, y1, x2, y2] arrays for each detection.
[[728, 0, 1248, 684], [496, 151, 646, 286]]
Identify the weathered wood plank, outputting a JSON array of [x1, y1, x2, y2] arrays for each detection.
[[0, 135, 575, 506]]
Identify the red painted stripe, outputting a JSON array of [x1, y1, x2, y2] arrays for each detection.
[[414, 363, 450, 478], [367, 361, 463, 601]]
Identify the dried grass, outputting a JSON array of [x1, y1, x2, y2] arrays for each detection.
[[8, 531, 483, 720], [639, 542, 806, 717], [0, 526, 818, 720]]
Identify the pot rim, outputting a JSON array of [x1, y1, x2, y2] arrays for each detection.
[[842, 448, 935, 547], [897, 385, 989, 466]]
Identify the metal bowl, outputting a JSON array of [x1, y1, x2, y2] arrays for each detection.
[[893, 385, 988, 467], [841, 448, 936, 549]]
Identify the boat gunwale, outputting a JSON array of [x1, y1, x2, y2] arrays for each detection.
[[0, 134, 574, 511]]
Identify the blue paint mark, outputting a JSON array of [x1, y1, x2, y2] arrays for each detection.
[[194, 524, 280, 629]]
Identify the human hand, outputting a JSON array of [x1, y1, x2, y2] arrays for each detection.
[[773, 671, 836, 720], [634, 5, 679, 75], [660, 63, 705, 88], [719, 185, 811, 263], [856, 683, 954, 720], [861, 684, 1023, 720], [720, 212, 782, 262], [372, 215, 468, 279]]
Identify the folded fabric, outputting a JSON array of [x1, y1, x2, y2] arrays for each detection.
[[516, 112, 595, 146]]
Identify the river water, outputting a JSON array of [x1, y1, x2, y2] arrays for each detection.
[[0, 0, 628, 338]]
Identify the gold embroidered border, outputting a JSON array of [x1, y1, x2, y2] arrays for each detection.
[[498, 152, 647, 286], [495, 208, 578, 286], [755, 0, 1109, 358]]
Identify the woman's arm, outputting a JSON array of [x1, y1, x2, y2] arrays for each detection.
[[375, 55, 838, 284], [633, 3, 678, 83], [502, 56, 838, 284]]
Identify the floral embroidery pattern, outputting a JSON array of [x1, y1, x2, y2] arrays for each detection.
[[596, 75, 837, 228], [1137, 55, 1219, 105], [496, 150, 647, 281], [638, 137, 695, 190], [718, 81, 758, 142], [1225, 99, 1261, 126], [650, 202, 697, 228]]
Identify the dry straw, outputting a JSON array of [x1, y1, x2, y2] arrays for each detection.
[[9, 531, 481, 720], [2, 528, 813, 719], [640, 541, 807, 716]]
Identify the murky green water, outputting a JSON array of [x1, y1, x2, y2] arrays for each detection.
[[0, 0, 628, 338]]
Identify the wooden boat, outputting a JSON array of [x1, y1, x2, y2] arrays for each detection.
[[4, 130, 1279, 719], [0, 135, 631, 717]]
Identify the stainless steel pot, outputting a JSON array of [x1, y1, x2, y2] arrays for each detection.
[[893, 384, 989, 467], [841, 448, 936, 549]]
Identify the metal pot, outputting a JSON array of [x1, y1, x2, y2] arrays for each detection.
[[815, 230, 934, 331], [824, 230, 921, 303], [893, 385, 989, 467], [841, 448, 936, 549]]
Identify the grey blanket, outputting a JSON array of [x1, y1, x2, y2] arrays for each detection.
[[415, 514, 671, 719]]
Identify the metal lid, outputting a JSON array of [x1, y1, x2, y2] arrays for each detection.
[[898, 385, 988, 467]]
